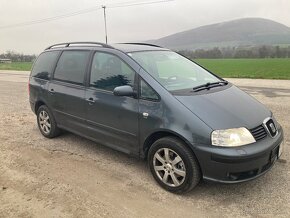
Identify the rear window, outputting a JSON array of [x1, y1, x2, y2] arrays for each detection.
[[31, 51, 60, 80], [53, 50, 90, 85]]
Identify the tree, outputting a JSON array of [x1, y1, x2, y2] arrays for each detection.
[[258, 46, 269, 58], [0, 51, 36, 62]]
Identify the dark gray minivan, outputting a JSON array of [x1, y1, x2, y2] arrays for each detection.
[[29, 42, 284, 193]]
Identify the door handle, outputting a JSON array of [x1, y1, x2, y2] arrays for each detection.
[[48, 89, 55, 94], [142, 112, 149, 119], [86, 97, 95, 104]]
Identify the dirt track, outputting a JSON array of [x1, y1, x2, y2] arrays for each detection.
[[0, 72, 289, 217]]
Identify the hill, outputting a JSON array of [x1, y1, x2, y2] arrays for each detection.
[[151, 18, 290, 50]]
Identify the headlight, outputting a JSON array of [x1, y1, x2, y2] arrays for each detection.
[[211, 127, 256, 147]]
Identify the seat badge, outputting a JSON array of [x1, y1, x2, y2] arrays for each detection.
[[263, 117, 278, 138], [269, 123, 276, 133]]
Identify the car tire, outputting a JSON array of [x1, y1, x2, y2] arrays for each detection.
[[37, 105, 60, 138], [148, 136, 201, 194]]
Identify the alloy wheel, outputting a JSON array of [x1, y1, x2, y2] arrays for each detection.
[[153, 148, 186, 187], [38, 110, 51, 134]]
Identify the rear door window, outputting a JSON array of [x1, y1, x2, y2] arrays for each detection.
[[31, 51, 60, 80], [53, 51, 90, 85]]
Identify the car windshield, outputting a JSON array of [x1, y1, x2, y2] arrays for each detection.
[[128, 51, 221, 91]]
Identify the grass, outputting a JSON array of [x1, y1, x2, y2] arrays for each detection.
[[195, 58, 290, 80], [0, 62, 33, 71], [1, 59, 290, 79]]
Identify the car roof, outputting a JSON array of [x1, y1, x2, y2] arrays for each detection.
[[112, 43, 169, 53], [44, 42, 169, 53]]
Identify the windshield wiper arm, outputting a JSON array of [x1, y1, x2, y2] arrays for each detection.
[[192, 81, 228, 92]]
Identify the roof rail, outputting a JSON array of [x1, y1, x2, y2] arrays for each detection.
[[118, 42, 163, 48], [45, 42, 114, 50]]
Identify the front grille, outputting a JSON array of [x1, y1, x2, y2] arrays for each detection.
[[250, 125, 267, 141]]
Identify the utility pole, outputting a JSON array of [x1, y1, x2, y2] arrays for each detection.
[[102, 5, 108, 44]]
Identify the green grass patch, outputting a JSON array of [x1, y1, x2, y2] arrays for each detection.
[[195, 58, 290, 80], [1, 59, 290, 80], [0, 62, 33, 71]]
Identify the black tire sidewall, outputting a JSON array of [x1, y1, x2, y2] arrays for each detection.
[[148, 137, 200, 193]]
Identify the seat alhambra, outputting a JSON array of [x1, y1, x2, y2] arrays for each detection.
[[29, 42, 284, 193]]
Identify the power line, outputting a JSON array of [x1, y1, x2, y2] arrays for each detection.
[[107, 0, 174, 8], [0, 0, 174, 30], [0, 7, 102, 30]]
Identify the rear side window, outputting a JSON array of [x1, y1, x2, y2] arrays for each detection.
[[31, 51, 60, 80], [54, 50, 90, 85], [90, 52, 135, 91]]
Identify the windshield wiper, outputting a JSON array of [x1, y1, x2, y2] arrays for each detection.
[[192, 81, 228, 92]]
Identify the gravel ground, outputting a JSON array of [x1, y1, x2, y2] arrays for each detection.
[[0, 71, 289, 218]]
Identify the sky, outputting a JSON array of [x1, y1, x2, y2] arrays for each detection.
[[0, 0, 290, 54]]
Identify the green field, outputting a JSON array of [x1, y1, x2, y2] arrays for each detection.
[[195, 58, 290, 80], [1, 59, 290, 79], [0, 62, 33, 71]]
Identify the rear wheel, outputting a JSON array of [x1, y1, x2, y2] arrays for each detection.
[[37, 105, 60, 138], [148, 137, 201, 193]]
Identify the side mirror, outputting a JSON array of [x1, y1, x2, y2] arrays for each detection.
[[113, 85, 135, 97]]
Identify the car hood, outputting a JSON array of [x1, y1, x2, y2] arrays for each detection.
[[175, 85, 271, 130]]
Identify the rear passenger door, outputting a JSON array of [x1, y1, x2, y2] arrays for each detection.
[[85, 51, 139, 154], [48, 50, 90, 133]]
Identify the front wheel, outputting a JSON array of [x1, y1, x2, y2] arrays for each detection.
[[148, 137, 201, 194]]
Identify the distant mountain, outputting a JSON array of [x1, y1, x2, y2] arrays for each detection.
[[150, 18, 290, 50]]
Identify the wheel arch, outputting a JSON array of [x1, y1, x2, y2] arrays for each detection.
[[142, 130, 196, 160], [34, 99, 50, 114]]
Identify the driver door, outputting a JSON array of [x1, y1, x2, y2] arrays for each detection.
[[84, 51, 139, 155]]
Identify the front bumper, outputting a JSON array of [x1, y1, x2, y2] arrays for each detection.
[[194, 127, 284, 183]]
